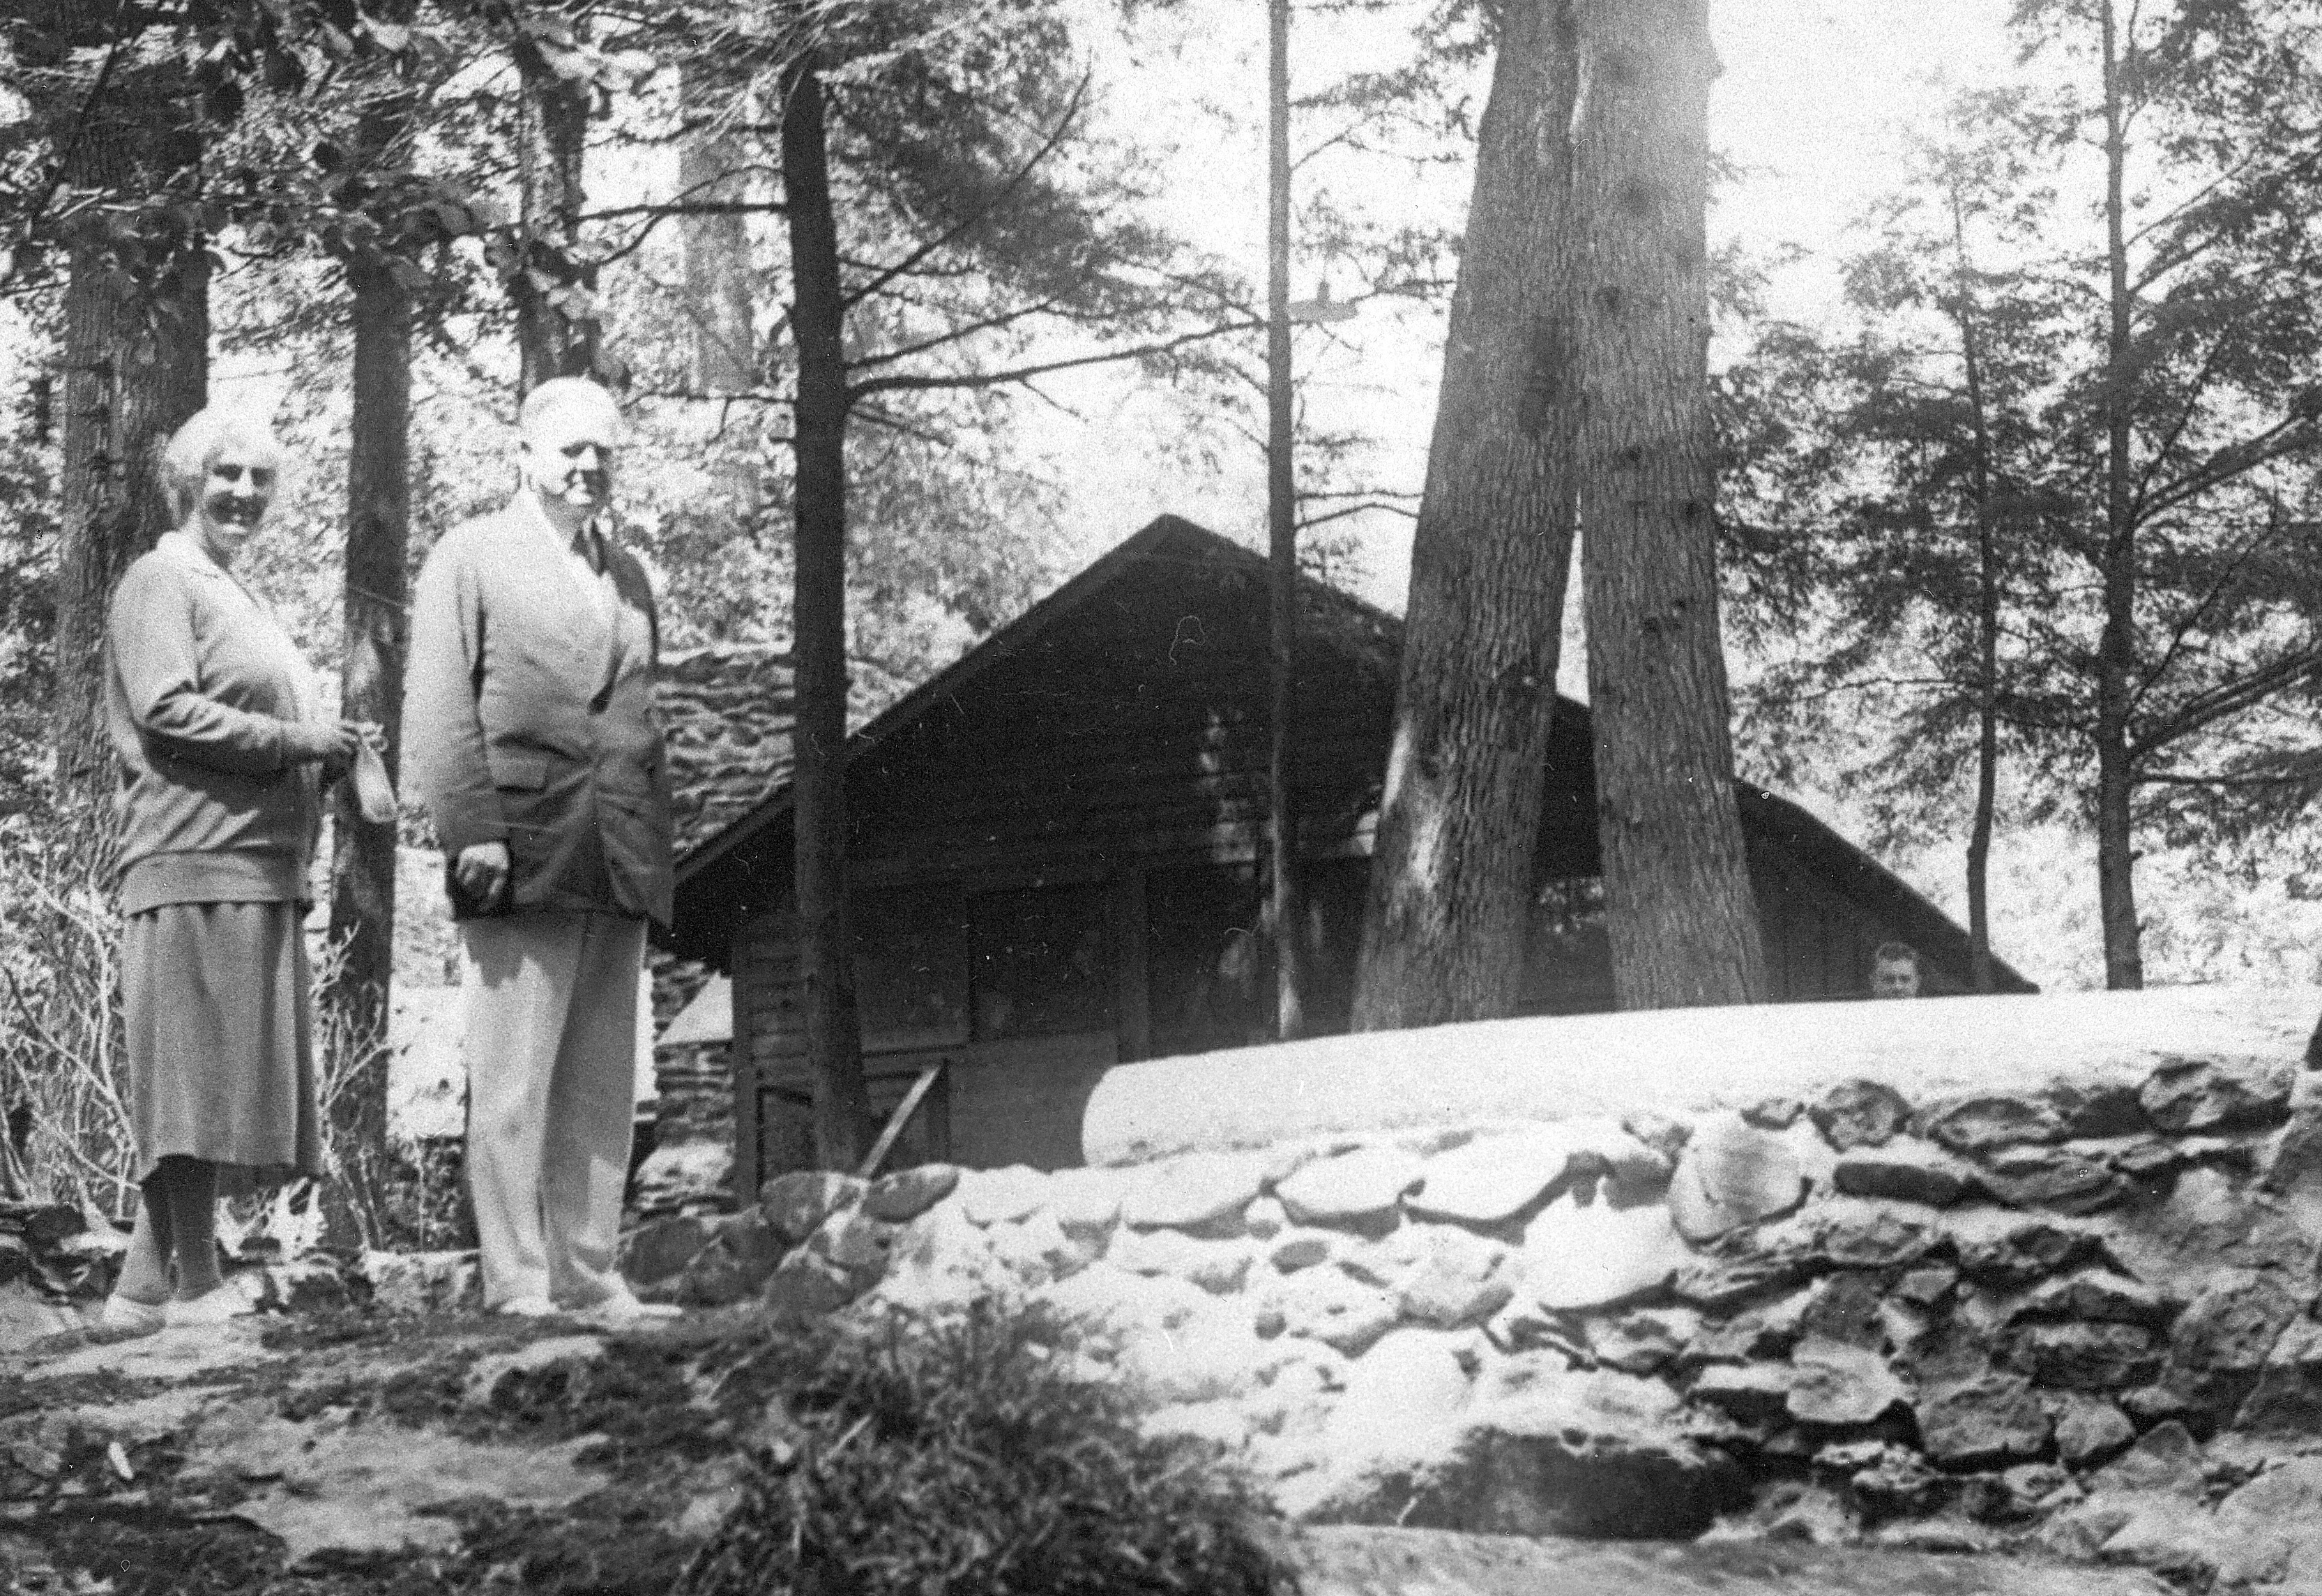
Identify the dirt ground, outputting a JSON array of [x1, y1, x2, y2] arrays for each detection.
[[0, 1298, 2183, 1596]]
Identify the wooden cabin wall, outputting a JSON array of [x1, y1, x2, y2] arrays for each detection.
[[1745, 832, 1961, 1000]]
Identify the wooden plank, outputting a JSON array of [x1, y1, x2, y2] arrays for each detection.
[[856, 1061, 946, 1179], [729, 919, 762, 1203], [1110, 868, 1152, 1063]]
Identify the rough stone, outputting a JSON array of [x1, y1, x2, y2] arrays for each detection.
[[2234, 1314, 2322, 1435], [956, 1166, 1047, 1227], [863, 1164, 960, 1224], [2107, 1165, 2320, 1283], [1121, 1151, 1266, 1231], [1276, 1148, 1425, 1228], [986, 1208, 1089, 1286], [1275, 1266, 1402, 1356], [2169, 1267, 2304, 1373], [1404, 1130, 1577, 1224], [2017, 1269, 2171, 1327], [1743, 1097, 1805, 1131], [1394, 1229, 1513, 1329], [1976, 1146, 2126, 1215], [1918, 1094, 2065, 1155], [1688, 1286, 1821, 1366], [1673, 1254, 1809, 1311], [2008, 1322, 2162, 1390], [1812, 1079, 1916, 1152], [630, 1139, 734, 1218], [1814, 1199, 1941, 1269], [1519, 1194, 1691, 1313], [803, 1210, 898, 1286], [762, 1253, 859, 1319], [1688, 1362, 1794, 1418], [2093, 1419, 2205, 1496], [1623, 1112, 1692, 1166], [1042, 1166, 1128, 1232], [2051, 1394, 2136, 1468], [621, 1216, 712, 1287], [1797, 1272, 1888, 1350], [1947, 1211, 2104, 1285], [2208, 1457, 2322, 1590], [1268, 1230, 1335, 1272], [1786, 1337, 1911, 1427], [1118, 1312, 1282, 1405], [1588, 1309, 1701, 1376], [1109, 1226, 1252, 1294], [1040, 1263, 1212, 1336], [1666, 1114, 1808, 1242], [1917, 1374, 2053, 1467], [1832, 1139, 1975, 1207], [1894, 1266, 1959, 1308], [2050, 1082, 2150, 1139], [759, 1171, 867, 1241], [1413, 1369, 1745, 1540], [2139, 1056, 2293, 1134], [1243, 1196, 1289, 1239]]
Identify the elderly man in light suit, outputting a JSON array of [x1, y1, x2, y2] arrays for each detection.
[[406, 377, 679, 1323]]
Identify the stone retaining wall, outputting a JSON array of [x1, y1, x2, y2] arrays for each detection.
[[614, 989, 2322, 1589]]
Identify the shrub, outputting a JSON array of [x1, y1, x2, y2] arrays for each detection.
[[674, 1302, 1291, 1596]]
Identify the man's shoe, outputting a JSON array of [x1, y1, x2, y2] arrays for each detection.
[[165, 1284, 255, 1328], [575, 1289, 681, 1328], [494, 1295, 562, 1318], [99, 1294, 167, 1337]]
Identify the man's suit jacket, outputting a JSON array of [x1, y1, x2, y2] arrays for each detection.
[[405, 496, 675, 926]]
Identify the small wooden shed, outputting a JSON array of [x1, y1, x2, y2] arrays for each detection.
[[663, 516, 2034, 1189]]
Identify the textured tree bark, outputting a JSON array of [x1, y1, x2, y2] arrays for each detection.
[[52, 74, 208, 823], [324, 238, 413, 1235], [514, 57, 595, 390], [678, 67, 763, 535], [1950, 185, 2001, 996], [1264, 0, 1304, 1041], [2093, 0, 2143, 990], [1350, 3, 1584, 1031], [1573, 0, 1767, 1010], [780, 55, 872, 1171]]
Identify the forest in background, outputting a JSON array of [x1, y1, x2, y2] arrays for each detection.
[[1, 0, 2320, 1206]]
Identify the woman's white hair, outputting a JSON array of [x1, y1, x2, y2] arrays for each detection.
[[160, 406, 284, 525]]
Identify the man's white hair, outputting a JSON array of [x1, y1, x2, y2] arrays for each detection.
[[518, 377, 624, 442], [160, 406, 284, 524]]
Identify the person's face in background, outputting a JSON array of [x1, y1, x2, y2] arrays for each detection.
[[193, 441, 278, 565], [518, 397, 620, 533], [1872, 957, 1922, 999]]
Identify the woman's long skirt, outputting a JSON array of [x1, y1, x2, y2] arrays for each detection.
[[123, 900, 323, 1187]]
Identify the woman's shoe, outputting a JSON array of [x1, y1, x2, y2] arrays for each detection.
[[165, 1284, 255, 1327], [98, 1295, 167, 1337]]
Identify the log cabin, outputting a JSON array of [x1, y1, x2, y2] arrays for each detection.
[[660, 515, 2034, 1190]]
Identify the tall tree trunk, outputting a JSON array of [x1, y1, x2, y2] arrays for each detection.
[[780, 54, 871, 1171], [53, 75, 208, 824], [2093, 0, 2143, 990], [1264, 0, 1304, 1041], [1574, 0, 1766, 1010], [323, 219, 413, 1240], [678, 70, 762, 535], [1950, 185, 2001, 996], [514, 51, 595, 390], [1351, 2, 1583, 1031]]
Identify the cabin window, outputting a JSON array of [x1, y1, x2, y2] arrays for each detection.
[[1519, 876, 1615, 1016], [968, 884, 1114, 1040], [853, 889, 972, 1052]]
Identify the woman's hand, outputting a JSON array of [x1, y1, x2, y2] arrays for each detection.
[[282, 720, 363, 776]]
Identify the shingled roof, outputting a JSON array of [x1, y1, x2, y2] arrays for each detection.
[[661, 516, 2033, 994]]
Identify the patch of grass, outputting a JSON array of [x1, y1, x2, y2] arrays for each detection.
[[673, 1302, 1291, 1596]]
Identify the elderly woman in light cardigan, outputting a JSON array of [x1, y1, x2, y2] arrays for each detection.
[[98, 407, 362, 1332]]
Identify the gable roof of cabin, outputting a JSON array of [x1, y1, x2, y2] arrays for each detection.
[[666, 515, 2034, 994]]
